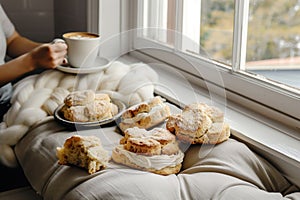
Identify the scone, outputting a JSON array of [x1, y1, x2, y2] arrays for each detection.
[[112, 127, 184, 175], [64, 90, 95, 107], [61, 90, 118, 122], [166, 103, 230, 144], [118, 96, 171, 132], [56, 135, 109, 174]]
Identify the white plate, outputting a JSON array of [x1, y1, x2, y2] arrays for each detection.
[[54, 99, 126, 129], [56, 57, 111, 74]]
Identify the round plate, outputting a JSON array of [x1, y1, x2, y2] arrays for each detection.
[[56, 57, 111, 74], [54, 99, 126, 129]]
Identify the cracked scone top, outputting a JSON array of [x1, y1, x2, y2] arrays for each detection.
[[166, 102, 230, 144], [61, 90, 118, 122]]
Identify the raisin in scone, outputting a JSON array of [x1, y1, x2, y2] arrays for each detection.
[[56, 135, 109, 174], [166, 103, 230, 144], [112, 127, 184, 175], [118, 96, 171, 132], [61, 90, 118, 122]]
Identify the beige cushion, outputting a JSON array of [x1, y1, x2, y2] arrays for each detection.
[[0, 187, 42, 200], [15, 118, 299, 199]]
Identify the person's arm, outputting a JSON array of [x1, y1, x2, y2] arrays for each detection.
[[6, 31, 40, 58], [0, 31, 67, 87]]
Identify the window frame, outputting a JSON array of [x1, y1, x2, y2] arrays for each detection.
[[92, 0, 300, 130], [87, 0, 100, 34], [128, 0, 300, 131], [92, 0, 300, 187]]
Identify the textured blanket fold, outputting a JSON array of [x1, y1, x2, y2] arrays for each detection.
[[0, 61, 158, 167]]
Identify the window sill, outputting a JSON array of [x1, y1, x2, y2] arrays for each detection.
[[119, 53, 300, 188]]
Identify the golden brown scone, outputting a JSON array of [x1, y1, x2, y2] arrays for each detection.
[[95, 93, 111, 102], [204, 122, 230, 144], [61, 105, 89, 122], [119, 96, 171, 132], [125, 138, 161, 156], [85, 100, 113, 121], [60, 90, 118, 122], [120, 127, 179, 155], [112, 127, 184, 175], [121, 103, 150, 119], [64, 90, 95, 107], [56, 135, 109, 174], [185, 103, 224, 122], [166, 103, 230, 144]]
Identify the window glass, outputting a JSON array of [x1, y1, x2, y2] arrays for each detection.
[[199, 0, 234, 64], [141, 0, 169, 44], [140, 0, 234, 64], [245, 0, 300, 90], [135, 0, 300, 122], [139, 0, 300, 92]]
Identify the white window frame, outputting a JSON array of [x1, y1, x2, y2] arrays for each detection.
[[232, 0, 248, 71], [129, 0, 300, 132], [92, 0, 300, 187], [88, 0, 132, 61], [90, 0, 300, 133], [87, 0, 99, 34]]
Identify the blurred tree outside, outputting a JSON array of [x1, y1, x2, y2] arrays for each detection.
[[199, 0, 300, 65]]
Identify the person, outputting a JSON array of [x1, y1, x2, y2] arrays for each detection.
[[0, 4, 67, 121], [0, 4, 67, 191]]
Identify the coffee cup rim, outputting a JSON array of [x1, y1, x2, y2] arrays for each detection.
[[63, 32, 100, 40]]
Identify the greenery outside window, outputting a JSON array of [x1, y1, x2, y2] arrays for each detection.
[[131, 0, 300, 131]]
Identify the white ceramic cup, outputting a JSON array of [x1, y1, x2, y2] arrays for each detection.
[[63, 32, 100, 68]]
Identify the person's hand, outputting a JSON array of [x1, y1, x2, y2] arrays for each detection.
[[28, 42, 67, 70]]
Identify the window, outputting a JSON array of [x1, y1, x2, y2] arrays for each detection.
[[246, 0, 300, 90], [131, 0, 300, 128]]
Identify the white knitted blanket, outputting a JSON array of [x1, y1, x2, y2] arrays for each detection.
[[0, 61, 158, 167]]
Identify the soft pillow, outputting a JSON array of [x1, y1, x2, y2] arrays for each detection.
[[14, 114, 299, 199]]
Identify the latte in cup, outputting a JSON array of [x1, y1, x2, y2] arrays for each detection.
[[63, 32, 100, 68], [67, 32, 99, 39]]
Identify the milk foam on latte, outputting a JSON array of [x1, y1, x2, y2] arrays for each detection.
[[69, 35, 96, 39], [64, 32, 99, 39]]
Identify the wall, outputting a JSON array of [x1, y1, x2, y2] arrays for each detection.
[[0, 0, 55, 42], [53, 0, 87, 38], [0, 0, 87, 42]]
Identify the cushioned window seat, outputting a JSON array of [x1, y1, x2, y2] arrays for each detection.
[[0, 186, 41, 200], [0, 59, 299, 199], [11, 116, 300, 200]]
